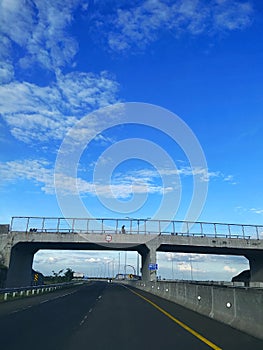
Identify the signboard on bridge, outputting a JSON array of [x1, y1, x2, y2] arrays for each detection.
[[148, 263, 158, 271], [105, 234, 112, 242]]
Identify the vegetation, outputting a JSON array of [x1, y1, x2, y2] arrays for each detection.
[[43, 268, 74, 284]]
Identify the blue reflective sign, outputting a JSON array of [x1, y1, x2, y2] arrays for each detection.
[[148, 263, 158, 270]]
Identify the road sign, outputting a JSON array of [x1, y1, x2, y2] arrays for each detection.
[[105, 234, 112, 242], [148, 263, 158, 271]]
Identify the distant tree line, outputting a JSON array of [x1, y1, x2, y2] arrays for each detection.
[[43, 268, 74, 284]]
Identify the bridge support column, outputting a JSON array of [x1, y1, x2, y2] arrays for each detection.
[[0, 233, 12, 268], [246, 253, 263, 282], [6, 244, 37, 288], [140, 244, 157, 282]]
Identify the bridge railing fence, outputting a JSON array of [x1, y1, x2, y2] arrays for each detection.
[[9, 216, 263, 240]]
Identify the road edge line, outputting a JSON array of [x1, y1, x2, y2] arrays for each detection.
[[125, 286, 222, 350]]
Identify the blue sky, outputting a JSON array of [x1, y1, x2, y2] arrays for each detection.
[[1, 0, 262, 280]]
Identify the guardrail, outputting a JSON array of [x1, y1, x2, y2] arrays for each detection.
[[8, 216, 263, 240], [0, 281, 81, 302]]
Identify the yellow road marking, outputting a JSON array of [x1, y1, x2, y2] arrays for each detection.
[[127, 287, 222, 350]]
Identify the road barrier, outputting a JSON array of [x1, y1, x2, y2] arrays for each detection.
[[0, 281, 83, 302], [125, 280, 263, 340]]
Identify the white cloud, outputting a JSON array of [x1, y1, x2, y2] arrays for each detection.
[[0, 159, 91, 195], [223, 174, 236, 184], [177, 261, 201, 273], [113, 166, 232, 188], [34, 250, 105, 266], [0, 159, 51, 185], [250, 208, 263, 215], [0, 159, 175, 197], [0, 71, 119, 143], [165, 252, 208, 263], [0, 0, 83, 75], [0, 61, 14, 83], [223, 265, 237, 273], [85, 257, 101, 263], [94, 0, 254, 52], [34, 255, 60, 265], [213, 1, 253, 31], [0, 158, 234, 199], [0, 0, 254, 81]]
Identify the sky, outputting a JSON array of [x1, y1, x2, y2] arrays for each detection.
[[1, 0, 263, 280]]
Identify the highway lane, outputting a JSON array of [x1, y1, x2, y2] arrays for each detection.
[[0, 282, 262, 350]]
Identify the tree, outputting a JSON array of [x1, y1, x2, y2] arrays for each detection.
[[64, 268, 74, 281], [52, 269, 64, 278]]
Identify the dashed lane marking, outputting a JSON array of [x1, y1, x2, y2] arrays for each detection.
[[80, 314, 89, 326], [8, 290, 77, 315]]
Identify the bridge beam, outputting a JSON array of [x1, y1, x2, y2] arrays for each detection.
[[246, 253, 263, 282], [6, 244, 37, 288]]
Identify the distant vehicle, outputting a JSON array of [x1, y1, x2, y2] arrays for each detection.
[[73, 272, 84, 279], [115, 273, 141, 280]]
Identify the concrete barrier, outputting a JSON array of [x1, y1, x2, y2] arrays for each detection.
[[125, 280, 263, 340]]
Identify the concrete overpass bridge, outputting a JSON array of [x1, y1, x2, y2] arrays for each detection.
[[1, 216, 263, 287]]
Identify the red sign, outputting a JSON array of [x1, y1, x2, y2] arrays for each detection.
[[105, 234, 112, 242]]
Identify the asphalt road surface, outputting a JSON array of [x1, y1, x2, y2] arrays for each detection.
[[0, 282, 262, 350]]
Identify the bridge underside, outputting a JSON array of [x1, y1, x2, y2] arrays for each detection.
[[157, 244, 263, 282], [6, 242, 154, 287], [4, 236, 263, 287]]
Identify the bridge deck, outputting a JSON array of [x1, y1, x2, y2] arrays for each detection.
[[9, 216, 263, 240]]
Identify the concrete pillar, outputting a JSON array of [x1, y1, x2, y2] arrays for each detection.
[[140, 244, 157, 282], [6, 243, 37, 288], [0, 233, 12, 268], [246, 253, 263, 282]]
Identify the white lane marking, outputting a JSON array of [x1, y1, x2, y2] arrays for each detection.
[[10, 305, 32, 314], [8, 290, 78, 315], [80, 314, 89, 326], [79, 307, 94, 326], [10, 310, 20, 314], [48, 291, 76, 302]]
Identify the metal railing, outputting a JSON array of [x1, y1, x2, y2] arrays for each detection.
[[8, 216, 263, 240]]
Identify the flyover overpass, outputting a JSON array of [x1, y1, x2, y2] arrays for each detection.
[[1, 216, 263, 287]]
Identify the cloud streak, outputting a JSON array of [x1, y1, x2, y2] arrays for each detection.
[[0, 0, 84, 78], [0, 0, 254, 83], [92, 0, 254, 52], [0, 71, 119, 144], [0, 159, 235, 199]]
